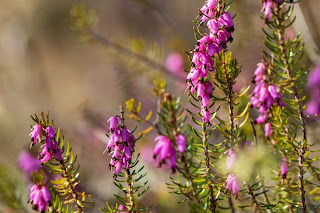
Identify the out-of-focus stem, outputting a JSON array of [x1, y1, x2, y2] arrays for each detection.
[[245, 182, 264, 213], [87, 30, 185, 81], [181, 153, 202, 206]]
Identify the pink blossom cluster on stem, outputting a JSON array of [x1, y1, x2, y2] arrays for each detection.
[[29, 184, 51, 213], [187, 0, 234, 123], [29, 125, 63, 164], [251, 63, 283, 137], [106, 116, 135, 177], [153, 134, 186, 173]]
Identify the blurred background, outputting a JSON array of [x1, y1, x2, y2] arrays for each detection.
[[0, 0, 320, 212]]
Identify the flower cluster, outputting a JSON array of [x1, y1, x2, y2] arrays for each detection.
[[29, 184, 51, 213], [153, 134, 186, 173], [187, 0, 234, 123], [251, 63, 282, 137], [106, 116, 135, 176], [306, 62, 320, 117], [29, 125, 63, 164]]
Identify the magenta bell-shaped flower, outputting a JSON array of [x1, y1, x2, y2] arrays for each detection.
[[108, 116, 119, 130], [30, 125, 42, 146], [281, 157, 289, 179], [176, 134, 186, 153], [117, 204, 129, 213], [262, 0, 273, 21], [226, 173, 240, 195], [201, 109, 211, 123], [29, 184, 51, 213], [264, 122, 271, 137]]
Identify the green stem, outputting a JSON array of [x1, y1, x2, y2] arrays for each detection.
[[125, 171, 136, 213], [202, 122, 216, 213], [60, 163, 83, 213], [274, 4, 307, 212]]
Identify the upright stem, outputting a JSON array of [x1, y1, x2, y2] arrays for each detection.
[[119, 107, 137, 212], [274, 4, 307, 212], [201, 122, 216, 212], [125, 171, 136, 213], [227, 81, 235, 147], [225, 78, 236, 213]]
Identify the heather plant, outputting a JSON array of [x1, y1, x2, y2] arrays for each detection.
[[12, 0, 320, 212]]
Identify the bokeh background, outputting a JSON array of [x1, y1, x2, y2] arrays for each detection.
[[0, 0, 320, 212]]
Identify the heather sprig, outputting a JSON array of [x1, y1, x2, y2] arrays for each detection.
[[28, 112, 93, 212], [255, 0, 320, 212], [100, 107, 151, 213]]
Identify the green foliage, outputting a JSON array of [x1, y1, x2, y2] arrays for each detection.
[[0, 166, 24, 211], [70, 4, 98, 34]]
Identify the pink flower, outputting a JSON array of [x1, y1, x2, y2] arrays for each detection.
[[169, 147, 177, 172], [30, 125, 42, 146], [207, 19, 219, 34], [264, 122, 271, 137], [165, 52, 184, 77], [226, 173, 240, 195], [239, 140, 252, 151], [154, 136, 172, 162], [18, 151, 41, 176], [176, 134, 186, 153], [117, 204, 129, 213], [153, 135, 177, 172], [29, 184, 51, 212], [201, 109, 211, 123], [108, 116, 119, 130], [262, 0, 274, 21], [122, 128, 130, 142], [281, 157, 288, 179], [256, 113, 267, 124], [268, 84, 279, 99]]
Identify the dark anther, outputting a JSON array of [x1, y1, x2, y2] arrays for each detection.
[[171, 167, 176, 174], [282, 174, 287, 179]]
